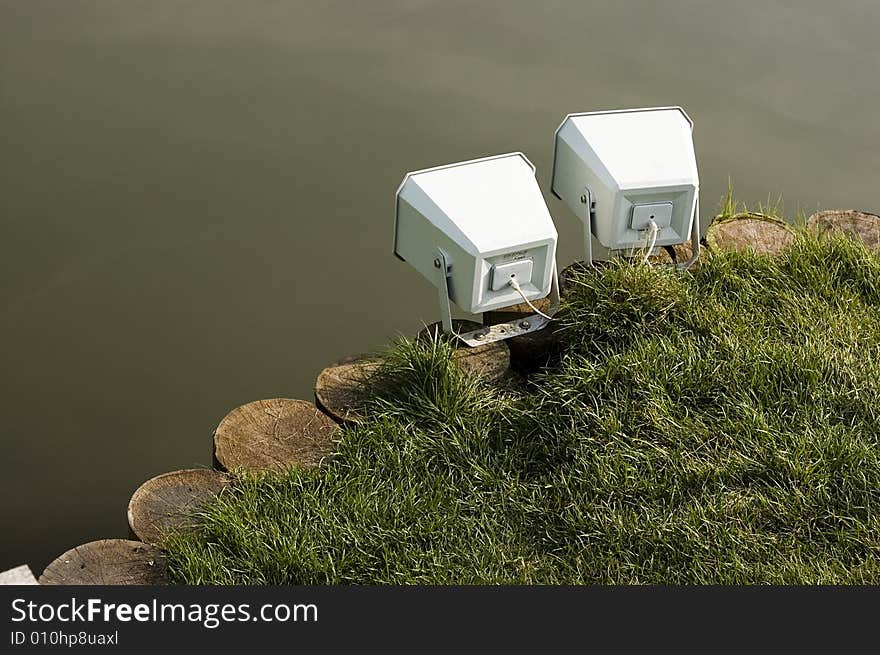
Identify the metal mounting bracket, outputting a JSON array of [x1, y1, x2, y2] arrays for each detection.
[[582, 187, 597, 268], [677, 192, 701, 270], [434, 248, 455, 335]]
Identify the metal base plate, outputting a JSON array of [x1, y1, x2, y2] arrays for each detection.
[[455, 315, 552, 347]]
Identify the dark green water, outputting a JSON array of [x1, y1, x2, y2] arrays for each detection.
[[2, 0, 878, 572]]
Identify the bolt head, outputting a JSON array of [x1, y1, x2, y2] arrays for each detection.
[[519, 320, 530, 329], [580, 194, 587, 204], [433, 258, 441, 268]]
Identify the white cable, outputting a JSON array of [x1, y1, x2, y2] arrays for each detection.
[[642, 219, 660, 265], [508, 276, 554, 320]]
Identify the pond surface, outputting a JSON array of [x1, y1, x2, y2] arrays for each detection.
[[2, 0, 878, 571]]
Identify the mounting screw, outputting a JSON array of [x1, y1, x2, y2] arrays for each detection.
[[580, 194, 587, 204], [474, 332, 485, 340], [433, 258, 441, 268], [519, 320, 530, 329]]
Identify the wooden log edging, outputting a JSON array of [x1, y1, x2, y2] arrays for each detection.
[[417, 319, 511, 382], [808, 209, 880, 252], [706, 213, 795, 255], [213, 398, 340, 473], [315, 353, 381, 425], [128, 469, 231, 547], [0, 565, 38, 585], [40, 540, 168, 585]]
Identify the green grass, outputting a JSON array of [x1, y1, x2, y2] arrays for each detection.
[[167, 230, 880, 584], [716, 180, 808, 227]]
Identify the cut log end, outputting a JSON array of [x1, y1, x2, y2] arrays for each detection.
[[315, 353, 381, 424], [0, 565, 38, 585], [128, 469, 231, 546], [707, 214, 795, 255], [39, 540, 168, 586], [670, 242, 699, 269], [213, 398, 340, 474], [417, 320, 511, 383], [808, 209, 880, 252]]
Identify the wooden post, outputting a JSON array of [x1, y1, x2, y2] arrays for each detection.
[[39, 540, 168, 585], [213, 398, 340, 473], [482, 299, 560, 373], [127, 469, 231, 547], [669, 242, 700, 269], [808, 209, 880, 252], [706, 213, 795, 255], [0, 565, 38, 585], [315, 353, 381, 425], [417, 319, 511, 383]]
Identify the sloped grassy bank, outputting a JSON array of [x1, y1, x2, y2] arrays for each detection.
[[168, 232, 880, 584]]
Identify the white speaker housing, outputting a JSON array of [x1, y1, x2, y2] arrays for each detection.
[[551, 107, 699, 253], [395, 153, 558, 315]]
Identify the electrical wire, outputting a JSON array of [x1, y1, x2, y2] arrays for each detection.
[[508, 276, 554, 320], [642, 219, 660, 265]]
